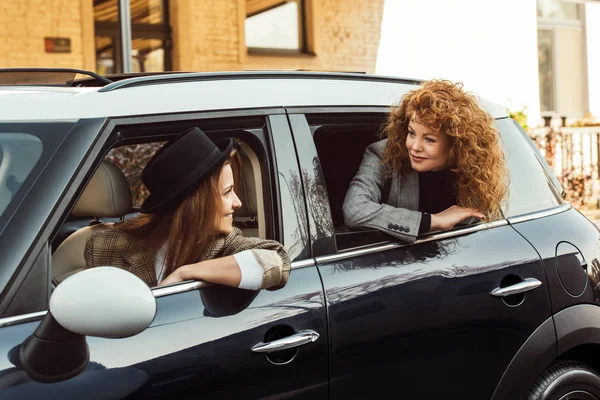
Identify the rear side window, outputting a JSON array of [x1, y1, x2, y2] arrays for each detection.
[[497, 118, 562, 217]]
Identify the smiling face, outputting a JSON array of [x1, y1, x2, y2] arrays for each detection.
[[405, 119, 452, 172], [216, 163, 242, 235]]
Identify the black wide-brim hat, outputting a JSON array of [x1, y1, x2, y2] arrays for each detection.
[[140, 127, 235, 214]]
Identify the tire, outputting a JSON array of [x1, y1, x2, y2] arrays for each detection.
[[526, 360, 600, 400]]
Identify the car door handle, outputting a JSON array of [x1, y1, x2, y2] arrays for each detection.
[[251, 329, 320, 353], [490, 278, 542, 297]]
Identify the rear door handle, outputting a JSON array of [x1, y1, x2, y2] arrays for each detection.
[[490, 278, 542, 297], [251, 329, 320, 353]]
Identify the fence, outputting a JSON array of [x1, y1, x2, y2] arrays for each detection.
[[528, 124, 600, 208]]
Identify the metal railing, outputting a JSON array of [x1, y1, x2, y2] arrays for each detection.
[[529, 124, 600, 207]]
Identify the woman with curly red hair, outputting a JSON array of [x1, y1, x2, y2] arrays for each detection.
[[343, 79, 508, 243]]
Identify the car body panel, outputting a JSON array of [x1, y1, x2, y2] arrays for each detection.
[[286, 113, 336, 257], [0, 267, 328, 399], [317, 224, 551, 399], [508, 208, 600, 313], [491, 315, 557, 400]]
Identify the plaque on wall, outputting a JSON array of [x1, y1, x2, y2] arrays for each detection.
[[44, 37, 71, 53]]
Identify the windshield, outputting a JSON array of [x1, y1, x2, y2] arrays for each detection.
[[0, 122, 75, 229], [0, 133, 43, 216]]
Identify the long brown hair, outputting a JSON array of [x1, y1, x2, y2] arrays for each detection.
[[383, 79, 508, 220], [117, 150, 240, 276]]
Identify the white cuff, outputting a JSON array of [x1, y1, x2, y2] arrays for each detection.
[[233, 250, 264, 290]]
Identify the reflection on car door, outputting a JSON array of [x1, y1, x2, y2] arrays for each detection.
[[0, 274, 327, 399], [318, 225, 551, 399]]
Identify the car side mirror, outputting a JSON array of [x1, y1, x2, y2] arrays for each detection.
[[19, 267, 156, 383]]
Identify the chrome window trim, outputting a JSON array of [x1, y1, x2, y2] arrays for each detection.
[[507, 203, 571, 225], [152, 259, 314, 298], [152, 281, 211, 298], [0, 310, 47, 328], [315, 204, 573, 265], [316, 220, 509, 264], [0, 259, 317, 326], [290, 259, 316, 269]]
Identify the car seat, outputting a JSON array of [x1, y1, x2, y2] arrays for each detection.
[[234, 146, 260, 238], [52, 160, 132, 284]]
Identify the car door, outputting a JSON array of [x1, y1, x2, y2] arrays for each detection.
[[287, 110, 553, 399], [0, 112, 328, 399]]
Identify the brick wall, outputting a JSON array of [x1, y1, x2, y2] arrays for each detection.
[[315, 0, 385, 73], [170, 0, 243, 72], [172, 0, 385, 73], [0, 0, 384, 74], [0, 0, 87, 68]]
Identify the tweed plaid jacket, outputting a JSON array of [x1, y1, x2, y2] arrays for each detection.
[[343, 139, 423, 243], [84, 227, 291, 290]]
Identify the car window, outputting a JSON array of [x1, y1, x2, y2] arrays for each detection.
[[0, 123, 75, 235], [309, 112, 560, 252], [510, 118, 564, 198], [50, 118, 277, 287], [309, 113, 388, 229], [308, 112, 397, 251], [0, 133, 43, 217], [100, 138, 262, 234], [496, 118, 562, 217]]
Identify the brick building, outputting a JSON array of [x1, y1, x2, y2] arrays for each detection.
[[0, 0, 385, 74]]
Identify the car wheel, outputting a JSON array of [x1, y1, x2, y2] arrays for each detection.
[[526, 361, 600, 400]]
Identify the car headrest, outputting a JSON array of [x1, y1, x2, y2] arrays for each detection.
[[236, 152, 257, 218], [71, 160, 132, 218]]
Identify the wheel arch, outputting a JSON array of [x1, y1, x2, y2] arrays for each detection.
[[491, 316, 556, 400], [492, 304, 600, 400]]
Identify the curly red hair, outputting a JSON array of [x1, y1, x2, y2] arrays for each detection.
[[383, 79, 507, 219]]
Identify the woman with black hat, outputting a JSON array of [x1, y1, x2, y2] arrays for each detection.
[[83, 127, 290, 291]]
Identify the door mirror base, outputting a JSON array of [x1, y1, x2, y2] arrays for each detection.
[[19, 311, 89, 383]]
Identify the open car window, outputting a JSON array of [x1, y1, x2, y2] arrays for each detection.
[[308, 113, 519, 252], [50, 119, 272, 288]]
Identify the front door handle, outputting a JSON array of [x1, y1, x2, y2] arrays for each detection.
[[490, 278, 542, 297], [251, 329, 320, 353]]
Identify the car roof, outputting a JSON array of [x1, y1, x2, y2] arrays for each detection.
[[0, 71, 509, 122]]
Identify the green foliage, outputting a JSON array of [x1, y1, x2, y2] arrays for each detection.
[[508, 106, 529, 131]]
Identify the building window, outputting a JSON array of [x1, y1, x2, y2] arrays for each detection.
[[537, 0, 587, 117], [537, 0, 580, 20], [94, 0, 171, 74], [245, 0, 307, 53]]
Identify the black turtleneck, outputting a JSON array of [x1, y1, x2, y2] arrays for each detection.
[[418, 169, 458, 233]]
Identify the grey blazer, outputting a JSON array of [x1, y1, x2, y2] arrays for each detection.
[[343, 139, 422, 243]]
